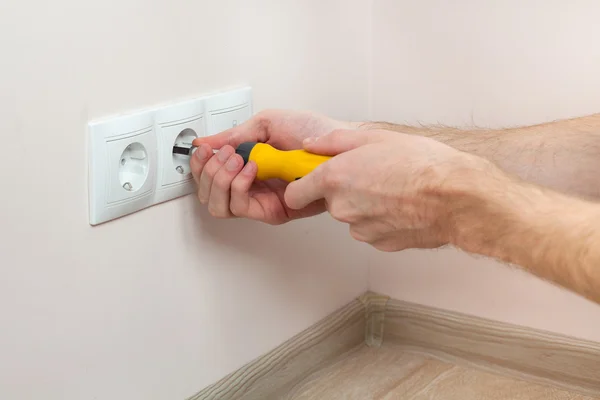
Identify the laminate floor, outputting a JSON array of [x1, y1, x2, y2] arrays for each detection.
[[285, 343, 598, 400]]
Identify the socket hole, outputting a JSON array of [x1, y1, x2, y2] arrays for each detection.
[[118, 142, 149, 192], [172, 128, 197, 175]]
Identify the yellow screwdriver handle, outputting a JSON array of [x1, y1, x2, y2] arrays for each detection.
[[235, 142, 332, 182]]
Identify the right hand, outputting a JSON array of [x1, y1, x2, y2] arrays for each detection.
[[285, 129, 476, 252], [190, 109, 355, 225]]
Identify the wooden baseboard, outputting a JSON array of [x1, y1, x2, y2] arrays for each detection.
[[188, 292, 600, 399], [188, 299, 365, 400], [381, 297, 600, 397]]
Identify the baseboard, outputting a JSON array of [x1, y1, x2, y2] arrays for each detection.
[[188, 292, 600, 399], [188, 299, 365, 400], [382, 297, 600, 397]]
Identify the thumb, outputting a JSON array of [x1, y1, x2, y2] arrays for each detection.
[[284, 166, 326, 210], [302, 129, 389, 156]]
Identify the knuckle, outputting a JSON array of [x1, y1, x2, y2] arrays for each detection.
[[207, 205, 218, 217], [328, 202, 354, 224], [255, 111, 272, 131], [229, 201, 243, 217], [202, 166, 218, 182], [349, 225, 376, 244], [212, 175, 230, 191], [230, 179, 245, 195], [320, 165, 346, 190], [349, 226, 367, 242], [331, 211, 349, 223], [373, 240, 399, 252], [264, 218, 284, 226], [229, 205, 240, 217]]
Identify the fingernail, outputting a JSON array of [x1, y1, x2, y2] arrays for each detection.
[[226, 155, 239, 171], [217, 149, 230, 163], [195, 145, 207, 160]]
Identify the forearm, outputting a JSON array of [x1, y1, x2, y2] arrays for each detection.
[[450, 163, 600, 303], [358, 114, 600, 200]]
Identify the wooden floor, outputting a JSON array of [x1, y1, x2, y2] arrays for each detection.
[[284, 344, 598, 400]]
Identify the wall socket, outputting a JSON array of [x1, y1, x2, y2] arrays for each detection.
[[88, 86, 252, 225]]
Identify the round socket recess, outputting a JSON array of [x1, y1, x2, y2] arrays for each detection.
[[119, 142, 149, 191], [173, 128, 197, 175]]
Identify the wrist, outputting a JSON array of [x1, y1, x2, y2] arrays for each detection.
[[441, 156, 512, 253]]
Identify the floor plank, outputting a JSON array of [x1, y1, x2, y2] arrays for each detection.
[[285, 344, 599, 400], [383, 299, 600, 395]]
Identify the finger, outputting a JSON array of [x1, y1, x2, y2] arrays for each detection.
[[302, 129, 390, 156], [192, 115, 268, 149], [229, 161, 258, 217], [198, 145, 235, 204], [189, 143, 213, 186], [207, 153, 244, 217], [284, 165, 327, 210]]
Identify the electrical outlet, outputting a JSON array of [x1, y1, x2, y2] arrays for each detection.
[[88, 110, 158, 225], [154, 98, 205, 204], [87, 86, 252, 225]]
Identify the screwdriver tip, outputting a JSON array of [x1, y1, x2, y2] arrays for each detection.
[[172, 145, 194, 156]]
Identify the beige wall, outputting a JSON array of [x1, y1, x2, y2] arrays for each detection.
[[3, 0, 600, 398], [369, 0, 600, 342], [0, 1, 370, 399]]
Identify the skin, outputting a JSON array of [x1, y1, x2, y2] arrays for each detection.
[[361, 115, 600, 200], [191, 110, 600, 304], [190, 110, 356, 224]]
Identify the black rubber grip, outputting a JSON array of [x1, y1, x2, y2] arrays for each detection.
[[235, 142, 257, 164]]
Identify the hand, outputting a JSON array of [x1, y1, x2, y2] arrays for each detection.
[[284, 129, 493, 251], [190, 109, 355, 224]]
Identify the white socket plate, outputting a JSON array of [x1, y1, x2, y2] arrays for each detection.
[[88, 86, 253, 225], [206, 87, 253, 135]]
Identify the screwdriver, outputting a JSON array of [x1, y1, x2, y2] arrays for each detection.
[[172, 142, 332, 182]]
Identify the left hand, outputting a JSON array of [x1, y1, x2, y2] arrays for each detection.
[[284, 129, 491, 251], [189, 110, 352, 224]]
